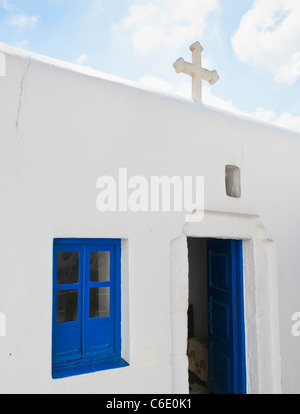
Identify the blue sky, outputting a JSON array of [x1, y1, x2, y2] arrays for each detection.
[[1, 0, 300, 132]]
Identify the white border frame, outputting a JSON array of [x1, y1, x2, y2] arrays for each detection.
[[170, 211, 282, 394]]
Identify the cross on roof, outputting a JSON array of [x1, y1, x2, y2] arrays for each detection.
[[173, 41, 219, 102]]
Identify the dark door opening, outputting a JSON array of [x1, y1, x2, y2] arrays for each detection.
[[187, 238, 246, 394]]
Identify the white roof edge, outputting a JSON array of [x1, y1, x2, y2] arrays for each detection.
[[0, 42, 191, 102], [202, 102, 300, 138], [0, 41, 139, 88], [0, 42, 198, 102], [1, 42, 299, 138]]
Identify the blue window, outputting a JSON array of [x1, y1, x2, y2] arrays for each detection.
[[52, 239, 128, 379]]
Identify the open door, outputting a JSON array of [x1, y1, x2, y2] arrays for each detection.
[[206, 239, 246, 394], [187, 238, 246, 394]]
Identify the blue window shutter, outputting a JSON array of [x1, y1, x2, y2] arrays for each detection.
[[84, 243, 118, 357], [52, 239, 127, 379], [52, 243, 84, 364]]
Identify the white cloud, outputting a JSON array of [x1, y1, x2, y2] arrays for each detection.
[[75, 54, 88, 65], [138, 75, 174, 93], [138, 75, 300, 133], [0, 0, 11, 11], [82, 0, 104, 22], [231, 0, 300, 85], [8, 13, 39, 29], [250, 107, 300, 131], [118, 0, 220, 52], [15, 39, 29, 50]]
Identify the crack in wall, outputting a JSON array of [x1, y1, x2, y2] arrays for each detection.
[[16, 58, 31, 130]]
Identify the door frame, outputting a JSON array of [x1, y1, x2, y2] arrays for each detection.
[[170, 211, 282, 394], [234, 240, 247, 394]]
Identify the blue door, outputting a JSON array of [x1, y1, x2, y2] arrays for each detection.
[[207, 239, 246, 394]]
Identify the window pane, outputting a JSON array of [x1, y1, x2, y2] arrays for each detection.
[[57, 252, 79, 285], [57, 290, 78, 323], [90, 287, 110, 318], [90, 251, 110, 282]]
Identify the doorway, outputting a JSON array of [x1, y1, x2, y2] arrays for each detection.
[[187, 237, 246, 394]]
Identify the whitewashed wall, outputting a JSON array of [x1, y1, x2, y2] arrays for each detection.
[[0, 45, 300, 393]]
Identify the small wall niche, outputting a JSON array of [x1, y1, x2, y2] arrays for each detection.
[[225, 165, 241, 198]]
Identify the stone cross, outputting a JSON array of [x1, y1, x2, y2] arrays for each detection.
[[173, 41, 219, 102]]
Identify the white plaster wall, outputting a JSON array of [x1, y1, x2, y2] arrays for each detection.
[[0, 45, 300, 393]]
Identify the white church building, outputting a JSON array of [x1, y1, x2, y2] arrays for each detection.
[[0, 41, 300, 394]]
